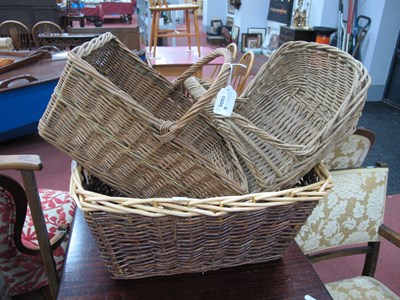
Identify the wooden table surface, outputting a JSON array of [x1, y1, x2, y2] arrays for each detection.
[[38, 33, 99, 49], [146, 46, 224, 77], [0, 51, 67, 91], [57, 210, 332, 300]]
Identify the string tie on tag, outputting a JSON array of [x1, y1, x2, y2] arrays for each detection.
[[223, 63, 247, 86]]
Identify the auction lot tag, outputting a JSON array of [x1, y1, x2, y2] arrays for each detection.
[[213, 85, 237, 117]]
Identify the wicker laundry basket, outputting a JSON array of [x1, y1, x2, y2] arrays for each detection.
[[185, 41, 371, 193], [38, 33, 248, 198], [70, 161, 332, 279]]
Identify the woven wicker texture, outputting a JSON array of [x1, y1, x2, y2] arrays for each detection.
[[71, 162, 332, 279], [186, 41, 370, 193], [38, 33, 248, 198]]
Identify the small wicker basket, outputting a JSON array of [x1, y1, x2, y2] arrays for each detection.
[[38, 33, 248, 198], [70, 161, 332, 279]]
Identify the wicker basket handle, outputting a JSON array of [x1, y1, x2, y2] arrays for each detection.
[[160, 48, 233, 142], [71, 32, 115, 57], [183, 76, 304, 178]]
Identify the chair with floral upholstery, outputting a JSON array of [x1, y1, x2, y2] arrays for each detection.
[[322, 127, 375, 170], [0, 270, 11, 300], [0, 155, 76, 300], [295, 165, 400, 300]]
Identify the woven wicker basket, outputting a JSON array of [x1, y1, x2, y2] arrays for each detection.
[[70, 161, 332, 279], [38, 33, 248, 198], [185, 41, 371, 193]]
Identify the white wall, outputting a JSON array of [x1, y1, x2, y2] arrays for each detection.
[[202, 0, 400, 101], [359, 0, 400, 100], [202, 0, 227, 31], [236, 0, 270, 32], [311, 0, 400, 100], [310, 0, 339, 28], [203, 0, 270, 45]]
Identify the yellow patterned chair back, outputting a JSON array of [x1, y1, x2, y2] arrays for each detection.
[[322, 128, 375, 170], [296, 166, 400, 299]]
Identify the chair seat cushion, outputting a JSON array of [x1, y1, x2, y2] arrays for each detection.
[[22, 188, 76, 249], [326, 276, 400, 300]]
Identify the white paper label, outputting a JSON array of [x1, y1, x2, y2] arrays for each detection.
[[213, 85, 237, 117]]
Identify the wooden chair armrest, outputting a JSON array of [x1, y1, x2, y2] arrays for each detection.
[[379, 224, 400, 248], [0, 155, 42, 171], [375, 162, 388, 168], [354, 127, 375, 146]]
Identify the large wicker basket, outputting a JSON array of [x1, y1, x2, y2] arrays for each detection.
[[38, 33, 248, 198], [70, 161, 332, 279], [185, 41, 371, 193]]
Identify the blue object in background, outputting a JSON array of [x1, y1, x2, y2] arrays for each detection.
[[71, 2, 85, 9], [0, 80, 59, 142]]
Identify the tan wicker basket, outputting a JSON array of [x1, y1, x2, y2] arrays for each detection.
[[70, 161, 332, 279], [185, 41, 371, 193], [38, 33, 248, 198]]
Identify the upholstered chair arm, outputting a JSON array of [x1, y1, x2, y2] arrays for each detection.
[[379, 224, 400, 248]]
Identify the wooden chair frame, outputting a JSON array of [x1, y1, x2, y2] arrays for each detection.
[[32, 21, 63, 49], [0, 20, 31, 51], [232, 50, 254, 95], [304, 162, 387, 275], [148, 0, 201, 57], [209, 42, 238, 80], [0, 155, 67, 300], [354, 127, 375, 146], [307, 223, 400, 279], [297, 163, 400, 298]]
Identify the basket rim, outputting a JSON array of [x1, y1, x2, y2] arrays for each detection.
[[70, 161, 332, 218]]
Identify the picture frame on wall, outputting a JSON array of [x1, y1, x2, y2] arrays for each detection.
[[267, 0, 294, 25], [248, 27, 267, 43], [231, 25, 240, 45], [261, 21, 282, 57], [226, 17, 234, 29], [210, 19, 223, 35], [228, 0, 235, 14], [241, 33, 262, 53]]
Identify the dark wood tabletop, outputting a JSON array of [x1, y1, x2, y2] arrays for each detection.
[[57, 209, 332, 300], [0, 51, 67, 92], [38, 33, 100, 49]]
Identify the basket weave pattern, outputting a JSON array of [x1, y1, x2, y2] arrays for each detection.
[[185, 42, 370, 193], [232, 42, 370, 192], [39, 33, 247, 198], [71, 162, 332, 279]]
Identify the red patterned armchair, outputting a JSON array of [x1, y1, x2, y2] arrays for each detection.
[[0, 155, 75, 299]]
